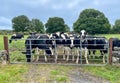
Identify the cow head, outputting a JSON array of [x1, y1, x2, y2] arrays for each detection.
[[49, 32, 64, 45], [80, 30, 87, 39]]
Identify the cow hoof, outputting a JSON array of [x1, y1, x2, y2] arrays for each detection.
[[27, 59, 31, 62]]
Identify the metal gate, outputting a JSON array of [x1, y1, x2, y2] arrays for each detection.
[[7, 37, 110, 66]]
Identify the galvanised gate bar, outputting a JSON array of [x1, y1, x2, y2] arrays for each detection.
[[6, 36, 112, 66]]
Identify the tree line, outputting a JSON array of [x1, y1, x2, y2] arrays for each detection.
[[12, 8, 120, 34]]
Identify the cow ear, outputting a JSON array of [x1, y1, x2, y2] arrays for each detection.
[[60, 32, 64, 34]]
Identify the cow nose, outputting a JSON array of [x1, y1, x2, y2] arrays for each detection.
[[82, 35, 85, 39], [70, 44, 73, 48]]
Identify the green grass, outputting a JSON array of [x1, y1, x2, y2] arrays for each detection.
[[0, 64, 29, 83], [49, 65, 71, 82], [83, 65, 120, 83], [96, 34, 120, 39]]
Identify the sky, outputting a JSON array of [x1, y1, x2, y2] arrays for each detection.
[[0, 0, 120, 30]]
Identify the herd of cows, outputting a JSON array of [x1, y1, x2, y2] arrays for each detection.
[[9, 30, 120, 64]]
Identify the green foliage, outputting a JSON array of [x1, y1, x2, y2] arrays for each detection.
[[45, 17, 70, 33], [12, 15, 30, 32], [65, 24, 70, 32], [28, 19, 45, 33], [112, 19, 120, 34], [0, 30, 13, 35], [73, 9, 111, 34]]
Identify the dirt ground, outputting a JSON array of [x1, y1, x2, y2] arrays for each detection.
[[20, 64, 109, 83]]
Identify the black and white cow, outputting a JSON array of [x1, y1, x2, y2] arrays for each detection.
[[49, 32, 68, 62], [70, 30, 107, 64], [86, 36, 108, 63], [75, 30, 89, 64], [111, 38, 120, 62], [111, 38, 120, 50], [9, 33, 24, 43], [60, 32, 72, 61], [25, 34, 53, 62]]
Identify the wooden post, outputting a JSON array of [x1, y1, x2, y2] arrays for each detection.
[[109, 38, 113, 65], [3, 36, 10, 63]]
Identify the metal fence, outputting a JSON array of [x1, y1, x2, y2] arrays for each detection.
[[5, 36, 112, 66]]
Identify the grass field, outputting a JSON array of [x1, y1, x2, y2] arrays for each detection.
[[0, 34, 120, 83]]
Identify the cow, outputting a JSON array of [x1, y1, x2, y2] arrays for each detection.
[[86, 36, 108, 63], [49, 32, 66, 62], [60, 32, 72, 61], [111, 38, 120, 50], [9, 33, 24, 43], [111, 38, 120, 62], [74, 30, 89, 64], [25, 34, 53, 62]]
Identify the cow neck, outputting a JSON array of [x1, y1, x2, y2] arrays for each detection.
[[80, 36, 86, 43]]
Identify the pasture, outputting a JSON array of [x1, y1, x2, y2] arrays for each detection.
[[0, 34, 120, 83]]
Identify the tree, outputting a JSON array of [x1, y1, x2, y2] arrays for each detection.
[[73, 9, 111, 34], [64, 24, 70, 32], [45, 17, 70, 33], [28, 19, 45, 33], [12, 15, 30, 32], [112, 19, 120, 34]]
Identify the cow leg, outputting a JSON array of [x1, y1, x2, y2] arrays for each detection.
[[55, 54, 57, 63], [26, 55, 31, 62], [54, 48, 58, 63], [88, 50, 91, 58], [44, 55, 47, 62], [100, 51, 105, 63], [31, 48, 39, 62], [84, 48, 89, 64], [66, 47, 70, 61], [76, 48, 80, 64], [36, 48, 39, 61], [100, 51, 106, 64], [44, 51, 47, 62], [93, 50, 96, 59], [26, 49, 31, 62], [53, 47, 57, 63], [63, 47, 66, 60], [102, 54, 106, 64], [72, 48, 75, 61]]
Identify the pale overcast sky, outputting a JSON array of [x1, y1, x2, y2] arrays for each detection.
[[0, 0, 120, 30]]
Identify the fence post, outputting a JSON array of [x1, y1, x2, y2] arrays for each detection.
[[109, 38, 113, 65], [3, 36, 10, 63]]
